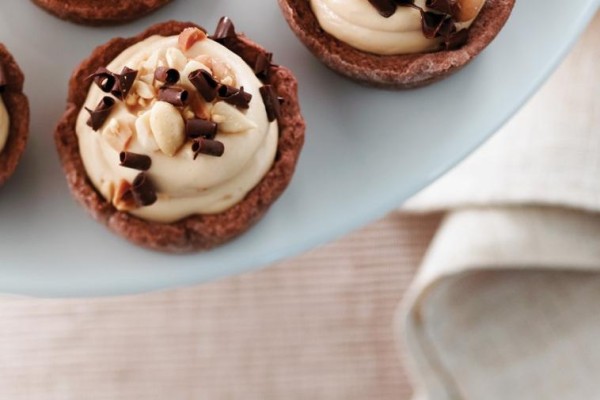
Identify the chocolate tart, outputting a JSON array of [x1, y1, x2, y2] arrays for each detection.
[[0, 45, 29, 187], [54, 21, 305, 253], [31, 0, 173, 25], [278, 0, 515, 88]]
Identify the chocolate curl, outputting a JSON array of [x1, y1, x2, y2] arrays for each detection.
[[368, 0, 397, 17], [442, 29, 469, 50], [259, 85, 281, 122], [426, 0, 461, 18], [119, 152, 152, 171], [89, 67, 138, 99], [131, 172, 157, 207], [186, 119, 218, 140], [365, 0, 468, 49], [436, 16, 456, 37], [90, 67, 116, 93], [421, 11, 449, 38], [111, 67, 138, 100], [397, 1, 468, 48], [85, 96, 115, 131], [154, 67, 180, 85], [212, 16, 236, 41], [218, 85, 252, 110], [158, 86, 189, 107], [210, 17, 276, 80], [253, 52, 273, 79], [367, 0, 416, 17], [0, 63, 7, 92], [189, 69, 219, 102], [192, 139, 225, 159]]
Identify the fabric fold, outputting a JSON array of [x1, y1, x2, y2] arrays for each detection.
[[400, 207, 600, 400]]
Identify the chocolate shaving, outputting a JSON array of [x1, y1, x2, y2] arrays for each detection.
[[436, 16, 456, 37], [112, 67, 138, 100], [211, 17, 275, 80], [0, 63, 7, 92], [192, 139, 225, 159], [186, 119, 218, 140], [218, 85, 252, 109], [212, 16, 237, 41], [90, 67, 117, 93], [368, 0, 397, 17], [364, 0, 471, 50], [131, 172, 157, 207], [119, 152, 152, 171], [89, 66, 137, 99], [253, 52, 273, 79], [154, 67, 180, 85], [442, 28, 469, 50], [260, 85, 281, 122], [421, 11, 449, 38], [158, 86, 189, 107], [189, 69, 219, 102], [234, 47, 275, 81], [85, 96, 115, 131], [426, 0, 461, 18]]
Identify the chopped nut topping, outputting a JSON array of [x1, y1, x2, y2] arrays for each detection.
[[149, 101, 186, 156], [112, 180, 137, 211], [102, 117, 134, 152], [178, 27, 208, 52]]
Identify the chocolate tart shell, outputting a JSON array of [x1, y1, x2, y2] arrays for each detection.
[[278, 0, 515, 88], [54, 21, 306, 253], [0, 45, 29, 187], [31, 0, 173, 26]]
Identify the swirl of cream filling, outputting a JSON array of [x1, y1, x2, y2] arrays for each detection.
[[76, 34, 278, 223], [0, 97, 9, 154], [310, 0, 482, 55]]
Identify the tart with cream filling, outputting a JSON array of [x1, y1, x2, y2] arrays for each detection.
[[278, 0, 515, 88], [31, 0, 173, 25], [55, 19, 305, 252], [0, 44, 29, 187]]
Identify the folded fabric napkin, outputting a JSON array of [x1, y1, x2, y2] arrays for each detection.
[[400, 11, 600, 400], [0, 12, 598, 400]]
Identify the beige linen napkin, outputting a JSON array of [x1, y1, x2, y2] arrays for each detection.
[[400, 12, 600, 400], [0, 12, 598, 400]]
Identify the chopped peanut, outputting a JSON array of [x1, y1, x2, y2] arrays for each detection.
[[178, 28, 207, 52], [456, 0, 485, 22], [113, 180, 137, 211]]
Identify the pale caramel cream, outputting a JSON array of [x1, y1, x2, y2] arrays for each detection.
[[310, 0, 483, 55], [76, 35, 278, 223], [0, 97, 9, 154]]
